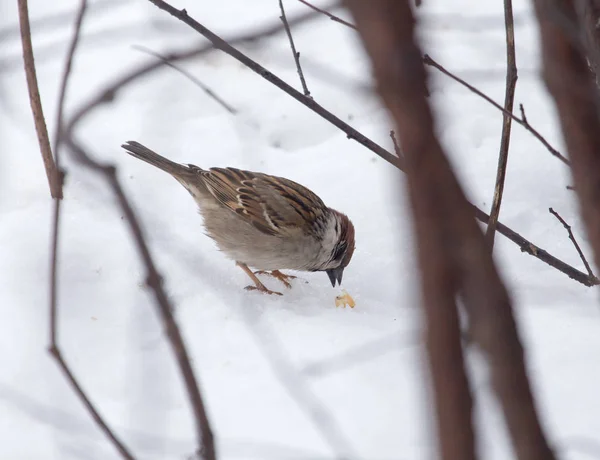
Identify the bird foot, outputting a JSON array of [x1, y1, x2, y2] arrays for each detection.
[[254, 270, 297, 288], [244, 284, 283, 296]]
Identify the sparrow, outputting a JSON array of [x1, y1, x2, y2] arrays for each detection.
[[122, 141, 355, 295]]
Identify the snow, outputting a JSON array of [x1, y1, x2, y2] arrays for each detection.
[[1, 0, 600, 459]]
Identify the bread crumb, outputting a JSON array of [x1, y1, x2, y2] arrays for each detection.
[[335, 289, 355, 308]]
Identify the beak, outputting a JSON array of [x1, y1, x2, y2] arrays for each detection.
[[326, 267, 344, 287]]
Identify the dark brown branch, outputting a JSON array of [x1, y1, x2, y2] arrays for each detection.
[[295, 0, 569, 166], [472, 204, 598, 285], [48, 347, 135, 459], [533, 0, 600, 283], [132, 45, 238, 114], [17, 0, 62, 199], [485, 0, 518, 249], [63, 139, 216, 459], [47, 2, 135, 458], [279, 0, 311, 97], [348, 2, 477, 458], [423, 55, 571, 166], [549, 207, 595, 277], [346, 2, 556, 459]]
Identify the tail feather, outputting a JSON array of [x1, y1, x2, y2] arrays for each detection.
[[121, 141, 194, 178]]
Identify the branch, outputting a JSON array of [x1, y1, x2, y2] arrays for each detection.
[[485, 0, 518, 248], [549, 207, 595, 277], [46, 2, 136, 459], [279, 0, 311, 97], [422, 55, 571, 166], [64, 139, 216, 459], [533, 0, 600, 282], [348, 2, 477, 458], [17, 0, 62, 198], [132, 45, 237, 114], [297, 0, 355, 28], [345, 2, 555, 459], [295, 0, 570, 167], [472, 204, 598, 285]]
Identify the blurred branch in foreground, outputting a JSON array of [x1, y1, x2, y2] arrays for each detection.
[[346, 1, 556, 459]]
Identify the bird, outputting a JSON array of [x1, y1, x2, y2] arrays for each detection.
[[122, 141, 355, 295]]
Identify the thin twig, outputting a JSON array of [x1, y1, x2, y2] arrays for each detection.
[[485, 0, 518, 249], [52, 0, 87, 159], [294, 0, 570, 167], [17, 0, 62, 198], [423, 54, 570, 166], [279, 0, 311, 97], [64, 139, 216, 460], [534, 0, 600, 281], [549, 207, 595, 277], [132, 45, 238, 114], [46, 2, 135, 458], [297, 0, 355, 28], [472, 204, 598, 286], [48, 348, 135, 459]]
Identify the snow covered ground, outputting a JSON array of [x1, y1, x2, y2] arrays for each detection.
[[2, 0, 600, 459]]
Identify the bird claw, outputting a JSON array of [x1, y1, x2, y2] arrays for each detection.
[[244, 285, 283, 296], [254, 270, 297, 289]]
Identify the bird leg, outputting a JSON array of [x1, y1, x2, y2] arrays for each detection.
[[254, 270, 297, 289], [236, 262, 283, 296]]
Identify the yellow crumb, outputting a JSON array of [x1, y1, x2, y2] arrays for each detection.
[[335, 289, 355, 308]]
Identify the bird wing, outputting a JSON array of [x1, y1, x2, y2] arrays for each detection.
[[200, 167, 328, 236]]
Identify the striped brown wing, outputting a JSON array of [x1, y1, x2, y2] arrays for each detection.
[[200, 167, 328, 236]]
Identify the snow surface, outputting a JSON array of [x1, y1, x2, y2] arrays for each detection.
[[2, 0, 600, 459]]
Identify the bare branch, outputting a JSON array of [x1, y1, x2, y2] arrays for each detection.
[[46, 2, 136, 458], [295, 0, 569, 166], [297, 0, 355, 28], [17, 0, 62, 198], [346, 2, 556, 459], [533, 0, 600, 282], [549, 207, 595, 277], [279, 0, 311, 97], [48, 347, 135, 459], [132, 45, 238, 114], [423, 55, 570, 166], [472, 204, 598, 285], [63, 139, 216, 459], [347, 3, 477, 458], [485, 0, 518, 248]]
